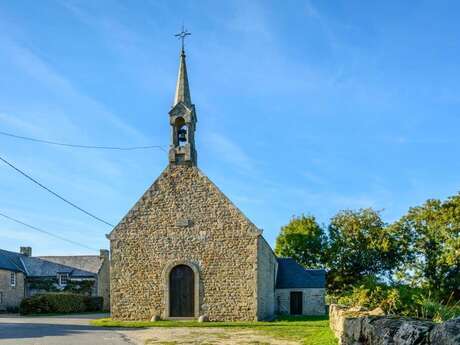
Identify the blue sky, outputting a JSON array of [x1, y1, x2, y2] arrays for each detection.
[[1, 1, 460, 255]]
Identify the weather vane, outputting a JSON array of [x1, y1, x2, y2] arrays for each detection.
[[175, 25, 191, 51]]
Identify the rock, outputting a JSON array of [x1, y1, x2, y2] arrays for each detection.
[[329, 304, 437, 345], [349, 306, 368, 313], [343, 317, 364, 344], [198, 315, 209, 323], [430, 317, 460, 345], [369, 307, 385, 316], [362, 316, 405, 345], [394, 319, 434, 345], [150, 315, 161, 322]]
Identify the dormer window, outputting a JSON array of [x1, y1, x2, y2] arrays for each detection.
[[58, 273, 69, 286]]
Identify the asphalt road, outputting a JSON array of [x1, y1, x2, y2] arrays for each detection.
[[0, 314, 139, 345]]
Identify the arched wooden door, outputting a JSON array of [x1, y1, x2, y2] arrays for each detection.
[[169, 265, 194, 317]]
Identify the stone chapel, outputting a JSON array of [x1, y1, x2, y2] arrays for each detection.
[[108, 44, 326, 321]]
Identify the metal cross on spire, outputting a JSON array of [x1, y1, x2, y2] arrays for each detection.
[[175, 26, 191, 51]]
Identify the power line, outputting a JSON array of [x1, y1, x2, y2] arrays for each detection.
[[0, 154, 114, 227], [0, 211, 98, 252], [0, 130, 166, 152]]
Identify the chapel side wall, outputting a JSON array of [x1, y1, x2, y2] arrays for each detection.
[[276, 288, 326, 316], [110, 165, 259, 321], [0, 270, 25, 310], [256, 236, 277, 320]]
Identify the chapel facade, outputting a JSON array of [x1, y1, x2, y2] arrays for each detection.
[[109, 44, 326, 321]]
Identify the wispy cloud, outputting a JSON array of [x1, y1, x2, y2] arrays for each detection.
[[203, 132, 255, 173], [0, 32, 146, 141]]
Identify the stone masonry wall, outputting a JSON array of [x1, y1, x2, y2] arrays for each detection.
[[0, 269, 25, 310], [329, 304, 460, 345], [276, 288, 326, 315], [256, 236, 277, 320], [97, 251, 111, 311], [110, 165, 261, 321]]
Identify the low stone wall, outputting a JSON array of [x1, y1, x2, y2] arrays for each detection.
[[329, 304, 460, 345]]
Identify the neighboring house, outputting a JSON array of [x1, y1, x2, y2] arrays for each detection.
[[108, 46, 326, 321], [0, 247, 110, 311]]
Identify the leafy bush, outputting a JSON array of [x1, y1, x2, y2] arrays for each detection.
[[6, 306, 19, 313], [413, 294, 460, 322], [19, 295, 52, 315], [19, 293, 104, 315], [64, 280, 95, 295], [328, 276, 460, 322], [84, 296, 103, 312]]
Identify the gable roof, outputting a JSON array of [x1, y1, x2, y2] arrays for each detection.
[[38, 256, 103, 274], [276, 258, 326, 289], [23, 256, 96, 277], [0, 249, 98, 278], [109, 165, 262, 239]]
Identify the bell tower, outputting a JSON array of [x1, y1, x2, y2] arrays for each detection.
[[169, 28, 197, 166]]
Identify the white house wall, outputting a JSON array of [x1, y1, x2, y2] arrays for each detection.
[[276, 288, 326, 316]]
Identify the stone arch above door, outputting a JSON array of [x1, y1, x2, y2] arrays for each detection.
[[162, 260, 200, 319]]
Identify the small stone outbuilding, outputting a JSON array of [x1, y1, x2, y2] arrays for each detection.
[[276, 258, 326, 316], [108, 45, 326, 321]]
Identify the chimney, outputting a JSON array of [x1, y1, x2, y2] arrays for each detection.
[[100, 249, 109, 260], [20, 246, 32, 257]]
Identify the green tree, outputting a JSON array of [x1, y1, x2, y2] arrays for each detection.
[[275, 215, 326, 268], [391, 194, 460, 300], [327, 208, 410, 291]]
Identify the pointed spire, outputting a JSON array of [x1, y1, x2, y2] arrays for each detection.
[[173, 48, 192, 107]]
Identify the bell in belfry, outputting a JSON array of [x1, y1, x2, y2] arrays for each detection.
[[178, 127, 187, 142]]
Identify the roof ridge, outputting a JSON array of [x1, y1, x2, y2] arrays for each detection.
[[38, 255, 99, 258], [0, 248, 21, 255], [25, 256, 96, 276]]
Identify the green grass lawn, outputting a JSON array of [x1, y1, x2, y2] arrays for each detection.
[[91, 315, 337, 345]]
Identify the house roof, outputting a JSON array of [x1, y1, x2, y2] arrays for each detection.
[[0, 249, 97, 278], [276, 258, 326, 289], [22, 256, 96, 278], [38, 256, 103, 274], [0, 249, 26, 273]]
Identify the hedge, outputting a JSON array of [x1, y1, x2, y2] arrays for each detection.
[[19, 293, 103, 315]]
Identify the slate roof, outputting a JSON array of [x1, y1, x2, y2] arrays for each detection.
[[276, 258, 326, 289], [0, 249, 26, 273], [22, 256, 96, 278], [0, 249, 96, 278], [38, 256, 103, 274]]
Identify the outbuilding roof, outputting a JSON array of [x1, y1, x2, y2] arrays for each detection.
[[276, 257, 326, 289], [0, 249, 97, 278]]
